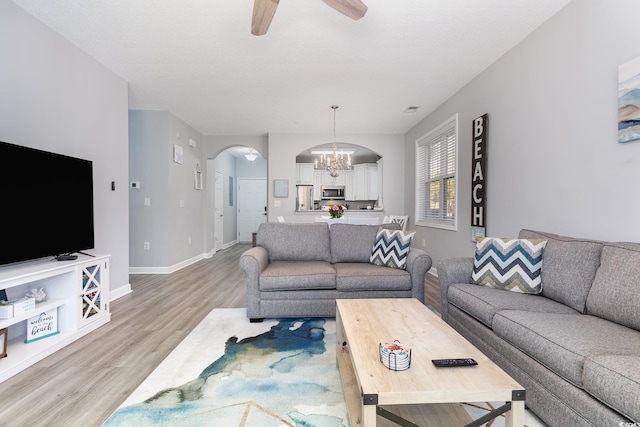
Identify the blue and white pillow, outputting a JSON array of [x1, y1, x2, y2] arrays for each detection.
[[472, 237, 547, 294], [370, 229, 415, 270]]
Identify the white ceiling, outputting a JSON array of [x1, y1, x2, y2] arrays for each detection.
[[12, 0, 571, 136]]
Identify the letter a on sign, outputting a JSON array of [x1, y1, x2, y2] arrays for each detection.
[[471, 114, 488, 229]]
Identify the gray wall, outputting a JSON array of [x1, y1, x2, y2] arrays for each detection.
[[405, 0, 640, 267], [0, 1, 130, 297], [129, 111, 170, 267], [129, 110, 206, 272]]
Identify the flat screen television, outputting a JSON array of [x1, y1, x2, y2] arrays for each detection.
[[0, 140, 94, 266]]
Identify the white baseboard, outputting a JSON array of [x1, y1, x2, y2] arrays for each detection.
[[110, 283, 132, 301], [428, 267, 438, 277], [128, 243, 241, 274], [204, 241, 239, 259], [129, 253, 207, 275], [223, 240, 238, 249]]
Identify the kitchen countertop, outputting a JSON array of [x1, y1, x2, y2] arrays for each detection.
[[295, 209, 384, 215]]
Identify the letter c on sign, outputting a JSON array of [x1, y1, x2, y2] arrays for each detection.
[[473, 184, 483, 203]]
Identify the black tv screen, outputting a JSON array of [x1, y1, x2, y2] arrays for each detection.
[[0, 141, 94, 266]]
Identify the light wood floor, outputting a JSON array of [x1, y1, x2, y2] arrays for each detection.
[[0, 244, 441, 427]]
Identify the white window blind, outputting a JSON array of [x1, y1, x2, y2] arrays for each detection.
[[415, 114, 458, 230]]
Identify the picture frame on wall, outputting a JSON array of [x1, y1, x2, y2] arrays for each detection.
[[274, 179, 288, 198], [173, 144, 184, 163], [618, 55, 640, 143], [194, 170, 202, 190]]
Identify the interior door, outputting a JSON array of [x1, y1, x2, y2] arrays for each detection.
[[238, 178, 267, 242], [214, 170, 224, 253]]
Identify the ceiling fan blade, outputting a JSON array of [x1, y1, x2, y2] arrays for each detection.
[[322, 0, 368, 20], [252, 0, 280, 36]]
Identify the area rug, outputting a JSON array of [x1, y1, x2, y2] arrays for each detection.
[[103, 308, 546, 427]]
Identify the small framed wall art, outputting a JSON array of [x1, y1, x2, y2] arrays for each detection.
[[173, 144, 184, 164], [618, 55, 640, 143], [274, 179, 289, 198]]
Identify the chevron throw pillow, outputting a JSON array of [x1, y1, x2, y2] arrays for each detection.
[[370, 229, 416, 270], [472, 238, 548, 294]]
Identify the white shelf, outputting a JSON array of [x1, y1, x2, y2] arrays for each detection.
[[0, 255, 110, 383], [0, 299, 66, 330]]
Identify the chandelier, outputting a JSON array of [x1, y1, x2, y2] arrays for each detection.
[[315, 105, 352, 178], [244, 148, 258, 162]]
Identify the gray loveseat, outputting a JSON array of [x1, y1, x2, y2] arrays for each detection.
[[240, 222, 432, 321], [437, 229, 640, 427]]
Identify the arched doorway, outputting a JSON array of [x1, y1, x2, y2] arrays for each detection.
[[208, 146, 267, 254]]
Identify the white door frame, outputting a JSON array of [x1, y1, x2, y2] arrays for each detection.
[[213, 169, 224, 253]]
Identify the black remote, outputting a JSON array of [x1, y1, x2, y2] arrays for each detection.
[[432, 358, 478, 367]]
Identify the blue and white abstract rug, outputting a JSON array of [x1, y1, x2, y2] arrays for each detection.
[[104, 309, 347, 426], [103, 308, 545, 427]]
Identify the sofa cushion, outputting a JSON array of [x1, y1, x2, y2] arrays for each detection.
[[370, 229, 415, 269], [586, 242, 640, 332], [447, 284, 577, 327], [330, 223, 400, 264], [334, 263, 411, 291], [257, 222, 331, 263], [583, 355, 640, 422], [471, 237, 547, 294], [493, 311, 640, 388], [518, 229, 603, 312], [259, 261, 336, 291]]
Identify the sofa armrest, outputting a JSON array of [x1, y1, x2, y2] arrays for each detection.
[[406, 247, 433, 303], [240, 246, 269, 317], [435, 257, 474, 322]]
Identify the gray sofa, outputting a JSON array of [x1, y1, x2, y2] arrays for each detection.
[[437, 229, 640, 427], [240, 222, 432, 321]]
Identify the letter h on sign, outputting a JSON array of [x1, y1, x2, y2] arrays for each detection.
[[471, 114, 488, 228]]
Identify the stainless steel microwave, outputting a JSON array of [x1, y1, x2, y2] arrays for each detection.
[[321, 185, 345, 200]]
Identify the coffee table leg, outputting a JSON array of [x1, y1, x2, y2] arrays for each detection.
[[336, 308, 343, 368], [504, 400, 525, 427], [362, 403, 376, 426]]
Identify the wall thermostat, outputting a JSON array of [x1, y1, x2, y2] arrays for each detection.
[[131, 181, 141, 189]]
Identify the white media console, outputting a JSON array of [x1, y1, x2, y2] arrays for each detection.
[[0, 254, 111, 383]]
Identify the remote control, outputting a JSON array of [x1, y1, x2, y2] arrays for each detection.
[[432, 358, 478, 367]]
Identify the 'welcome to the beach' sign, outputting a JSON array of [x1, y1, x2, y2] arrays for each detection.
[[25, 309, 59, 343]]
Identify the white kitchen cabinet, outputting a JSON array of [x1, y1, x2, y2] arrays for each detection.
[[354, 164, 366, 200], [296, 163, 314, 185], [344, 170, 355, 201], [366, 163, 379, 200], [353, 163, 378, 200]]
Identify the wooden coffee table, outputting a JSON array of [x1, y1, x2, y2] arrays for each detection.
[[336, 298, 525, 427]]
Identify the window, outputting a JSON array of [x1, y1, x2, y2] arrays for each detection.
[[415, 114, 458, 230]]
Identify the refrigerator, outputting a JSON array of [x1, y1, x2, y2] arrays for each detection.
[[296, 185, 314, 211]]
